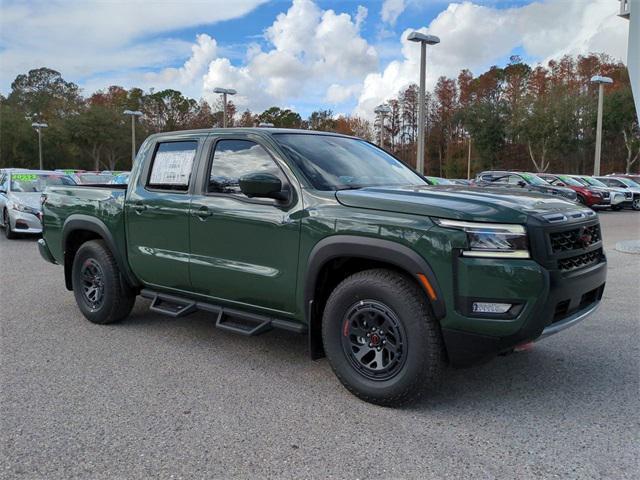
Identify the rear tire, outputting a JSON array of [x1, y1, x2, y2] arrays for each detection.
[[3, 209, 16, 239], [72, 240, 135, 324], [322, 269, 445, 407]]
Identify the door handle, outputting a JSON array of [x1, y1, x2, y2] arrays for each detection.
[[195, 206, 212, 220], [133, 202, 147, 214]]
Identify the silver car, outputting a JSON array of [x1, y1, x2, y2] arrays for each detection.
[[595, 176, 640, 210], [0, 170, 76, 238]]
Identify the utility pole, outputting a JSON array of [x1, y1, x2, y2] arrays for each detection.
[[590, 75, 613, 176], [374, 104, 391, 148], [407, 31, 440, 174], [31, 122, 48, 170], [213, 87, 237, 128], [123, 110, 143, 166], [467, 137, 472, 180]]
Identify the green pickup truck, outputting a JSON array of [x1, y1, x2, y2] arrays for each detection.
[[38, 128, 607, 406]]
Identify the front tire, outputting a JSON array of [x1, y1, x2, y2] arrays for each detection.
[[3, 209, 16, 239], [632, 197, 640, 211], [322, 269, 445, 407], [72, 240, 135, 324]]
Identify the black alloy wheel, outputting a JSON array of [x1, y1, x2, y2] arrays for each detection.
[[341, 300, 407, 381]]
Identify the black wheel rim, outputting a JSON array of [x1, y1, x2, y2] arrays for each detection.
[[341, 300, 407, 381], [80, 258, 105, 311]]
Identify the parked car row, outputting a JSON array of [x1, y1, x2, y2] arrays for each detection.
[[473, 170, 640, 211]]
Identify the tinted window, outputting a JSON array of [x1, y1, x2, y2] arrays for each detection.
[[148, 141, 197, 191], [208, 139, 282, 195], [274, 134, 424, 190]]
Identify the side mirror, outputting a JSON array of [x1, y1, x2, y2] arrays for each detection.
[[557, 182, 566, 187], [0, 188, 6, 194], [517, 181, 526, 187], [239, 172, 289, 201]]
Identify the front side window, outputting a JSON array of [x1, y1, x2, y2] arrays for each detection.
[[148, 141, 197, 191], [208, 139, 282, 195], [274, 134, 425, 191]]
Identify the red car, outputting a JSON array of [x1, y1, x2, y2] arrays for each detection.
[[539, 173, 608, 208]]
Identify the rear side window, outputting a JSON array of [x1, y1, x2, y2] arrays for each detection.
[[208, 139, 282, 195], [148, 141, 197, 191]]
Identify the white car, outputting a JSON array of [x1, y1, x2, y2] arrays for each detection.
[[0, 170, 76, 239], [595, 176, 640, 210]]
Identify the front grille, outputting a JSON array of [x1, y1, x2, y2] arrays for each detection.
[[602, 191, 610, 199], [550, 224, 601, 253], [558, 248, 603, 271]]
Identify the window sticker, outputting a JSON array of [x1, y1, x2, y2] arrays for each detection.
[[150, 147, 195, 186], [13, 173, 38, 181]]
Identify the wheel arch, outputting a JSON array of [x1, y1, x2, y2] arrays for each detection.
[[62, 215, 139, 291], [305, 235, 446, 359]]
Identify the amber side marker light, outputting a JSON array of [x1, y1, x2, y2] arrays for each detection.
[[416, 273, 437, 301]]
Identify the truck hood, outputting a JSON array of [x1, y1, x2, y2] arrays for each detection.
[[9, 192, 43, 210], [335, 185, 582, 224]]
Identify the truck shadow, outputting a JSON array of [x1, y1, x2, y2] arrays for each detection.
[[120, 298, 628, 416]]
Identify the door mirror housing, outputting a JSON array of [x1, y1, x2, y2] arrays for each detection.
[[517, 180, 526, 187], [556, 182, 566, 187], [239, 172, 289, 201]]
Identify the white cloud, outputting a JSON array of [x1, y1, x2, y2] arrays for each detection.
[[144, 34, 218, 87], [202, 0, 378, 111], [0, 0, 267, 92], [325, 83, 362, 104], [381, 0, 406, 26], [355, 0, 628, 118]]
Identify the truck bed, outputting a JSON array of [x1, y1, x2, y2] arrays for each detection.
[[42, 185, 128, 264]]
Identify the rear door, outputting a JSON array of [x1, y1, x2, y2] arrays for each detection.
[[188, 134, 302, 315], [126, 134, 204, 291]]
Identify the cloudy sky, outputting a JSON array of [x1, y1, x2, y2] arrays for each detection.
[[0, 0, 629, 118]]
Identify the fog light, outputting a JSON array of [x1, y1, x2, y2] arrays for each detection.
[[472, 302, 512, 314]]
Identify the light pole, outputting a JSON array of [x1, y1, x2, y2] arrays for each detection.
[[374, 104, 391, 148], [123, 110, 143, 166], [408, 31, 440, 175], [590, 75, 613, 176], [31, 122, 48, 170], [213, 87, 237, 128]]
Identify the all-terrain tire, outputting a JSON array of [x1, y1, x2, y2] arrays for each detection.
[[72, 240, 135, 324], [322, 268, 445, 407]]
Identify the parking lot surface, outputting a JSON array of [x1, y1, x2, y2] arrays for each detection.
[[1, 211, 639, 479]]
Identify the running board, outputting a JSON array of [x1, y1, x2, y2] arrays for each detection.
[[140, 289, 306, 335]]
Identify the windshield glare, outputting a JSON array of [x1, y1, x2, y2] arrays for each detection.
[[10, 173, 75, 192], [521, 173, 548, 186], [274, 134, 426, 190]]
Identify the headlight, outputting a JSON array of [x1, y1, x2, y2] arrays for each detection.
[[433, 218, 530, 259], [10, 202, 40, 216]]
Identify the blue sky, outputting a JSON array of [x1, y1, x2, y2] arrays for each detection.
[[0, 0, 628, 118]]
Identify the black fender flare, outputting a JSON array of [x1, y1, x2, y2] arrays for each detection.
[[305, 235, 446, 358], [61, 214, 139, 290]]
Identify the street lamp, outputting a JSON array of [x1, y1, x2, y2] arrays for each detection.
[[213, 87, 237, 128], [31, 122, 48, 170], [123, 110, 143, 166], [374, 104, 391, 147], [590, 75, 613, 176], [408, 31, 440, 174]]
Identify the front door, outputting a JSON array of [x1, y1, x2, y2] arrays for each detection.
[[189, 136, 302, 315], [126, 136, 203, 291]]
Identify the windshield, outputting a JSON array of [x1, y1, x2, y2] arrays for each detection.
[[617, 178, 640, 188], [274, 134, 426, 190], [520, 172, 549, 186], [10, 173, 75, 192], [425, 176, 455, 185], [76, 174, 112, 184], [555, 175, 583, 187], [581, 176, 607, 187]]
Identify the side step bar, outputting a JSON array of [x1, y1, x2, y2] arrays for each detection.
[[140, 289, 306, 336]]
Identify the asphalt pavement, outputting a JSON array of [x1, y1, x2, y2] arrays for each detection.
[[1, 210, 639, 479]]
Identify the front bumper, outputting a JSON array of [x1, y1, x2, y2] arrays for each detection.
[[8, 209, 42, 234], [440, 216, 607, 367]]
